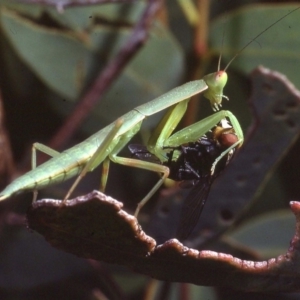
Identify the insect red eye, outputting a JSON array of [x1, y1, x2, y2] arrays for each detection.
[[220, 133, 238, 148]]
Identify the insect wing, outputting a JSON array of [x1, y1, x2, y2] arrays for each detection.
[[176, 176, 213, 240], [128, 144, 160, 163]]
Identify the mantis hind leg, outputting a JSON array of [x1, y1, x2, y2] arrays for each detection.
[[31, 143, 61, 201], [100, 158, 110, 193]]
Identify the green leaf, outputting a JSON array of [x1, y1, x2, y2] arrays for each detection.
[[0, 6, 184, 133], [0, 1, 146, 29], [228, 209, 295, 258], [210, 4, 300, 89], [46, 2, 147, 30], [1, 8, 95, 100]]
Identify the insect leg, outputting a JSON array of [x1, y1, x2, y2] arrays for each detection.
[[120, 100, 188, 215], [210, 139, 242, 174], [109, 154, 170, 217], [223, 111, 244, 142], [63, 118, 123, 202], [164, 110, 244, 148], [31, 143, 61, 201], [162, 110, 244, 175], [210, 110, 244, 173], [100, 157, 110, 193], [147, 100, 189, 161]]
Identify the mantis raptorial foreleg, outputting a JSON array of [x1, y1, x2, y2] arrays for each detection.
[[163, 110, 244, 174], [210, 139, 241, 174], [147, 99, 189, 161], [163, 111, 243, 148], [210, 114, 243, 174]]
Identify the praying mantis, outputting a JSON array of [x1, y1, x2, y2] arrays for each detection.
[[0, 72, 243, 215], [0, 6, 299, 220]]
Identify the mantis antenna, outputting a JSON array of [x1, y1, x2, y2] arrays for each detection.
[[217, 24, 227, 72]]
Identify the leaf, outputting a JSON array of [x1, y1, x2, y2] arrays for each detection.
[[210, 4, 300, 88], [228, 209, 295, 258], [47, 3, 146, 30], [1, 8, 96, 100], [0, 6, 184, 133], [0, 1, 146, 29]]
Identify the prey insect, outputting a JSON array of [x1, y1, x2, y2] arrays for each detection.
[[129, 119, 238, 239], [0, 6, 298, 218]]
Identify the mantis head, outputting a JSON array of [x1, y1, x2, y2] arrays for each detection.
[[202, 70, 228, 111]]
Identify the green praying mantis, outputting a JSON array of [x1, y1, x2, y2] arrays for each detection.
[[0, 73, 242, 215], [0, 6, 299, 219]]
